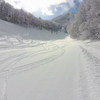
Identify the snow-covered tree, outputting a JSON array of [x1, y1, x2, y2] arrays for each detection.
[[68, 0, 100, 40]]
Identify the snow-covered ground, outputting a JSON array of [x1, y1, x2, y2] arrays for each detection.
[[0, 20, 100, 100]]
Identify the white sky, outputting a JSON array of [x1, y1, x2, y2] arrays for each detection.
[[5, 0, 82, 15]]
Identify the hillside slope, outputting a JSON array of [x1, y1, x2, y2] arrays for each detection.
[[0, 19, 66, 41], [51, 12, 76, 26]]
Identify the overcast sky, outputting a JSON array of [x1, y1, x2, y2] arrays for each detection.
[[4, 0, 83, 20]]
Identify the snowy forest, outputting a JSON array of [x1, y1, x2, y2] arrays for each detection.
[[0, 0, 62, 33], [68, 0, 100, 40], [0, 0, 100, 40]]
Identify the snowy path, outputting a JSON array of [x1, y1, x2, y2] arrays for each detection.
[[0, 37, 100, 100]]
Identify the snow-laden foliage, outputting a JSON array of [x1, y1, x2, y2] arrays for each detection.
[[68, 0, 100, 40], [0, 0, 62, 33]]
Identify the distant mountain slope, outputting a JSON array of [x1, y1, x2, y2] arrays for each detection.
[[51, 12, 76, 26], [51, 12, 76, 33]]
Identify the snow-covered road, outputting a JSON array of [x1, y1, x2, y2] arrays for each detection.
[[0, 37, 100, 100]]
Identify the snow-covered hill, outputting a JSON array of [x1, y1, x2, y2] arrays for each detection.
[[0, 19, 66, 41], [51, 12, 76, 26], [0, 19, 100, 100]]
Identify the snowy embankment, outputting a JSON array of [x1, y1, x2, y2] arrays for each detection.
[[0, 20, 100, 100]]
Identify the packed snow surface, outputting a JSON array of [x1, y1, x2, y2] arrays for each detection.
[[0, 20, 100, 100]]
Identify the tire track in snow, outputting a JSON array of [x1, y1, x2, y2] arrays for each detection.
[[79, 46, 100, 100], [0, 44, 63, 76], [0, 43, 59, 75], [80, 46, 100, 74], [0, 53, 26, 72], [10, 49, 65, 75], [1, 41, 65, 100]]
